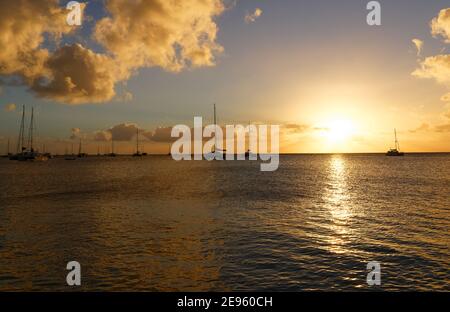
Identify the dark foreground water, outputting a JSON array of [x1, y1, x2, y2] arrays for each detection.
[[0, 154, 449, 291]]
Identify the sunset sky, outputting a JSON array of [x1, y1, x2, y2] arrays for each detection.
[[1, 0, 450, 154]]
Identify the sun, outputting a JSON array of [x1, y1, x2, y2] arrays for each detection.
[[323, 119, 355, 142]]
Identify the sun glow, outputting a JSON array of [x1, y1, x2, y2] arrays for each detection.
[[322, 119, 356, 143]]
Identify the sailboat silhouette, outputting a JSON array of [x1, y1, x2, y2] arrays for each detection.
[[386, 128, 404, 156]]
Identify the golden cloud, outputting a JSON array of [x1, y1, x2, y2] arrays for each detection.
[[0, 0, 71, 81], [4, 103, 17, 112], [94, 0, 225, 73], [431, 8, 450, 43], [245, 8, 263, 23], [32, 44, 118, 104], [0, 0, 226, 104], [412, 54, 450, 85], [412, 39, 424, 56]]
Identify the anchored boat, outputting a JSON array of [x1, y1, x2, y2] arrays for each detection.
[[386, 128, 404, 156]]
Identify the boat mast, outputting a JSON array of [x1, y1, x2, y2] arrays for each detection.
[[7, 138, 10, 155], [111, 137, 114, 154], [394, 128, 399, 150], [78, 138, 82, 155], [214, 103, 217, 152], [136, 128, 139, 154], [17, 105, 25, 153], [27, 107, 34, 152]]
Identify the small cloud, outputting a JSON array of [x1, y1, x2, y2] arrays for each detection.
[[435, 123, 450, 132], [70, 128, 81, 140], [116, 91, 133, 102], [412, 38, 424, 56], [245, 8, 263, 24], [144, 127, 177, 143], [110, 123, 139, 141], [284, 123, 310, 133], [441, 92, 450, 102], [94, 130, 112, 142], [409, 123, 430, 133], [4, 103, 16, 112]]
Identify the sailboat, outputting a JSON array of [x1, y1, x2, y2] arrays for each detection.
[[11, 106, 48, 161], [9, 105, 25, 160], [107, 138, 116, 157], [386, 128, 404, 156], [3, 138, 11, 158], [244, 121, 257, 160], [206, 104, 226, 160], [77, 138, 88, 158], [65, 143, 76, 160], [133, 128, 143, 157]]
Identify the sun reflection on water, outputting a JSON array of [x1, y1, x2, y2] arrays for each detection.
[[323, 154, 354, 254]]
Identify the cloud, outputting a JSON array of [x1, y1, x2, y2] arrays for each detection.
[[94, 130, 112, 142], [70, 128, 81, 140], [445, 107, 450, 119], [441, 92, 450, 102], [0, 0, 226, 104], [116, 91, 133, 102], [412, 39, 424, 56], [283, 123, 310, 133], [412, 54, 450, 86], [409, 123, 430, 133], [0, 0, 71, 81], [435, 124, 450, 132], [94, 0, 225, 73], [4, 103, 16, 112], [144, 127, 177, 143], [31, 44, 118, 104], [411, 9, 450, 134], [245, 8, 263, 24], [431, 8, 450, 43], [110, 123, 139, 141]]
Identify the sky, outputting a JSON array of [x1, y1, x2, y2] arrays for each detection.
[[1, 0, 450, 154]]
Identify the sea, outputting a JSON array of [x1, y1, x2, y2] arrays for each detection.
[[0, 154, 449, 291]]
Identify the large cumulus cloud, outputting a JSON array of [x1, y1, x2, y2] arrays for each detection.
[[32, 44, 118, 104], [0, 0, 70, 81], [94, 0, 224, 73], [0, 0, 225, 104]]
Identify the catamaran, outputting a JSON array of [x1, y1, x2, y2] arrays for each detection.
[[386, 128, 404, 156]]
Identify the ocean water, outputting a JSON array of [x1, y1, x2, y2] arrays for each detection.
[[0, 154, 449, 291]]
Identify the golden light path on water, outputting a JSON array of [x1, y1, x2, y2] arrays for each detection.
[[323, 155, 355, 255]]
